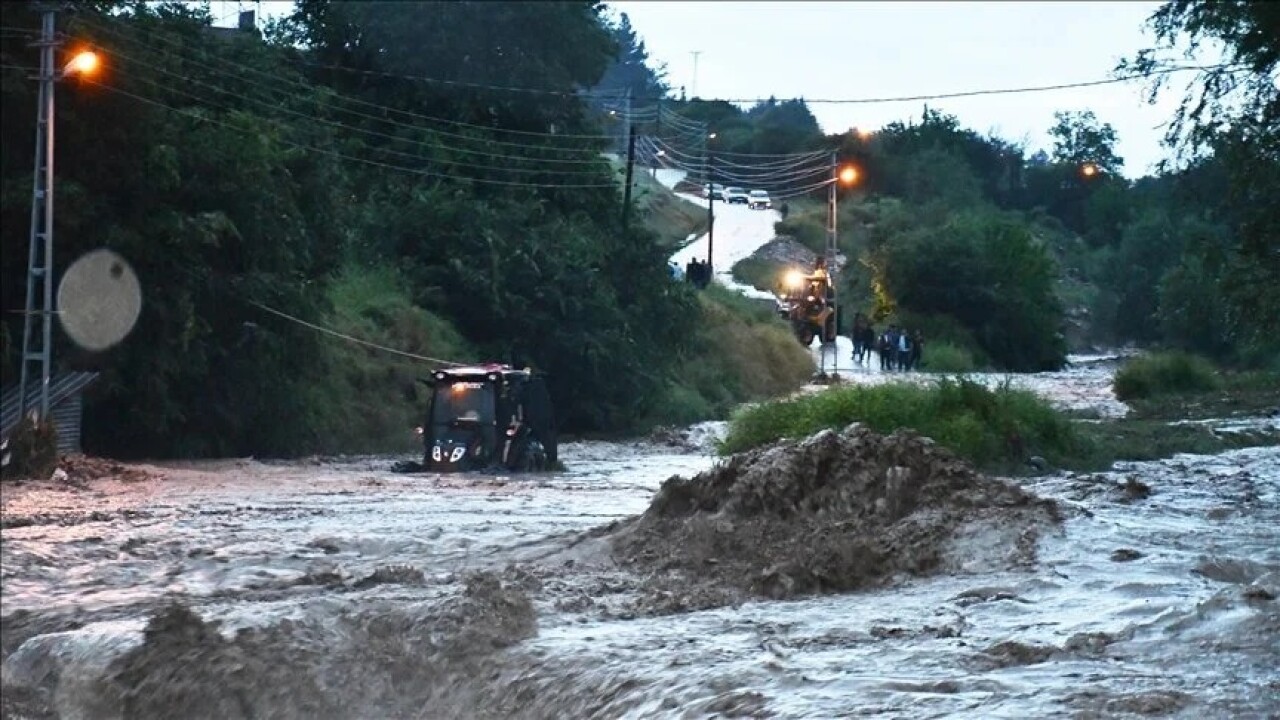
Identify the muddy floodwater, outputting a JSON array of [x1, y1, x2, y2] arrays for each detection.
[[2, 359, 1278, 719]]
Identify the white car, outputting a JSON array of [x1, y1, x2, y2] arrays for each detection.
[[725, 187, 749, 204], [747, 189, 771, 210], [703, 183, 727, 201]]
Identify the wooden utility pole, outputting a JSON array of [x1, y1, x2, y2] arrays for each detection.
[[622, 126, 637, 226]]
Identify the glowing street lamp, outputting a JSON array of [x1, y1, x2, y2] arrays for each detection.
[[1081, 163, 1099, 178], [62, 50, 99, 78], [838, 165, 859, 185]]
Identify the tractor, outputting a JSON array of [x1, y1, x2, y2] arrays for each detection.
[[418, 364, 557, 473], [775, 264, 837, 346]]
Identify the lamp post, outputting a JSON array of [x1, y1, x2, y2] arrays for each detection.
[[17, 4, 99, 423], [821, 159, 860, 377]]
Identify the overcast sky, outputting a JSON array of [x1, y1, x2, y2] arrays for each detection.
[[610, 1, 1195, 178], [214, 1, 1198, 178]]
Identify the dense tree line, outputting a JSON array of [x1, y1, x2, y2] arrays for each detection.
[[0, 1, 710, 457], [768, 0, 1278, 371]]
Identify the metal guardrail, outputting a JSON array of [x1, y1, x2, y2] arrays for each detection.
[[0, 371, 99, 439]]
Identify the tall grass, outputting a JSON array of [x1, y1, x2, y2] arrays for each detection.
[[641, 287, 813, 428], [921, 341, 977, 373], [308, 264, 475, 453], [720, 378, 1091, 471], [1113, 351, 1220, 401]]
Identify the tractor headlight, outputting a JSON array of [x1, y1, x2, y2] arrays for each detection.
[[784, 270, 805, 289]]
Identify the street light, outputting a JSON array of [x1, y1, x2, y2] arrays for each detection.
[[62, 50, 99, 78], [1081, 163, 1099, 178], [16, 12, 102, 424], [817, 160, 863, 376]]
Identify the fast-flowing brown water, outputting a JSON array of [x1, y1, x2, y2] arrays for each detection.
[[3, 361, 1277, 719]]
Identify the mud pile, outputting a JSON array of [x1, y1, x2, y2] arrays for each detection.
[[610, 424, 1058, 602], [59, 455, 159, 484], [6, 572, 536, 720]]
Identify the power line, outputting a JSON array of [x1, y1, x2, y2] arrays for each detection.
[[98, 57, 619, 178], [73, 14, 621, 145], [86, 78, 620, 189], [234, 37, 1247, 105], [248, 300, 464, 366]]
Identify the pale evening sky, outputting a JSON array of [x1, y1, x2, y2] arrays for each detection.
[[214, 1, 1201, 178]]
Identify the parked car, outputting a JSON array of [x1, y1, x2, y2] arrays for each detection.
[[703, 183, 727, 201], [747, 189, 772, 210], [725, 187, 749, 204]]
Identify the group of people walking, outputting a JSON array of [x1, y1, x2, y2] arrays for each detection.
[[684, 259, 712, 289], [851, 313, 923, 372]]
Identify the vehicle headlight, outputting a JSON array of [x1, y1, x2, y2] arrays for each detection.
[[432, 446, 442, 462]]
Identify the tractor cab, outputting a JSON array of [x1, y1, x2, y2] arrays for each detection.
[[421, 364, 557, 473], [776, 263, 837, 346]]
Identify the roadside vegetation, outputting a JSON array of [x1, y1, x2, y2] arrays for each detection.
[[1113, 351, 1220, 401], [720, 376, 1279, 475]]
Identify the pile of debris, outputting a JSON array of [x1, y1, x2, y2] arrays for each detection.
[[610, 423, 1059, 601]]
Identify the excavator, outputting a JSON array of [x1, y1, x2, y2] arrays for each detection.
[[775, 259, 837, 346]]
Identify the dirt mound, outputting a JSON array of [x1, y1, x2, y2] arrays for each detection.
[[610, 424, 1058, 603], [99, 572, 535, 719], [59, 456, 159, 485]]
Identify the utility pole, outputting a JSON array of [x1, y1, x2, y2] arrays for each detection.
[[18, 5, 59, 422], [706, 151, 715, 275], [826, 151, 839, 377], [652, 97, 662, 179], [690, 51, 702, 98], [622, 125, 637, 227]]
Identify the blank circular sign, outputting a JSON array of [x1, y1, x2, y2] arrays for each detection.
[[57, 248, 142, 351]]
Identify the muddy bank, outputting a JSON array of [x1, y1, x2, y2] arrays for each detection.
[[3, 572, 534, 720], [608, 424, 1059, 605]]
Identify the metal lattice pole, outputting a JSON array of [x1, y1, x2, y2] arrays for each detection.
[[18, 6, 58, 422]]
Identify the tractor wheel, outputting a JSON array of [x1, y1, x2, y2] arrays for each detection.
[[798, 327, 815, 346]]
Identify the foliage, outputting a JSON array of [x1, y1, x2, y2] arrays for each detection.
[[876, 210, 1067, 371], [1112, 351, 1221, 401], [720, 378, 1089, 472], [592, 12, 668, 101], [1122, 0, 1280, 364], [1049, 110, 1124, 175], [308, 265, 477, 454], [921, 342, 978, 373], [639, 286, 813, 428]]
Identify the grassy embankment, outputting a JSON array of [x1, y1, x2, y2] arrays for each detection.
[[720, 352, 1280, 474], [314, 173, 808, 450]]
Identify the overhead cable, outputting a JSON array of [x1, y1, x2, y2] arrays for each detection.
[[74, 14, 620, 145], [87, 79, 620, 188]]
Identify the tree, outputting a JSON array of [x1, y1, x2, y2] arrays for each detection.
[[1048, 110, 1124, 175], [593, 12, 669, 100], [880, 210, 1067, 372], [1122, 0, 1279, 361]]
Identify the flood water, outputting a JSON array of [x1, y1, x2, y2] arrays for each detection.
[[2, 360, 1277, 719]]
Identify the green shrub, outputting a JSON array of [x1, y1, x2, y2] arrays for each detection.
[[720, 378, 1089, 471], [921, 341, 977, 373], [773, 215, 827, 254], [731, 256, 788, 294], [639, 289, 813, 430], [1113, 351, 1221, 401]]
